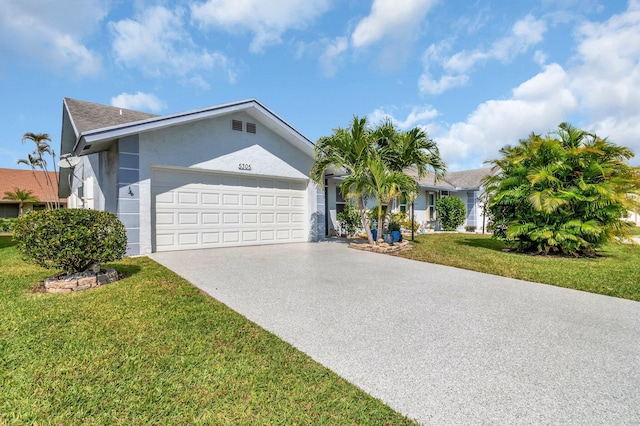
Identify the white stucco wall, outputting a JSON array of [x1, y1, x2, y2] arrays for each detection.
[[71, 154, 101, 210], [136, 111, 318, 254]]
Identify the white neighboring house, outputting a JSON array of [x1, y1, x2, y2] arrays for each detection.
[[58, 98, 325, 255], [324, 167, 494, 235]]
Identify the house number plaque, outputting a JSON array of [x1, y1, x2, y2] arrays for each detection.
[[238, 163, 252, 170]]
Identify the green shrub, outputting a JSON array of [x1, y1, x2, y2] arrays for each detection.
[[465, 225, 477, 232], [13, 209, 127, 273], [336, 203, 362, 237], [0, 218, 16, 232], [436, 196, 466, 231], [388, 221, 401, 232], [485, 123, 640, 255], [392, 211, 419, 233]]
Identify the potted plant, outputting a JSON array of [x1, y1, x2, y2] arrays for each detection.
[[388, 221, 402, 243]]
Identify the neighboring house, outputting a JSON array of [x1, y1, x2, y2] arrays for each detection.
[[0, 168, 67, 218], [58, 98, 325, 255], [325, 167, 494, 235]]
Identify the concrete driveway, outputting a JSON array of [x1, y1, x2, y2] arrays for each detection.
[[150, 241, 640, 425]]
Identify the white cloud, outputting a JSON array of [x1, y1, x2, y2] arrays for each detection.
[[570, 1, 640, 118], [110, 92, 166, 113], [318, 37, 348, 78], [0, 0, 105, 77], [420, 14, 547, 95], [368, 105, 439, 130], [382, 63, 578, 170], [191, 0, 331, 53], [400, 2, 640, 170], [438, 64, 577, 167], [418, 73, 469, 95], [351, 0, 437, 66], [110, 6, 234, 86]]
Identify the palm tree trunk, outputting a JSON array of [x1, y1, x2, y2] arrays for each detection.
[[358, 196, 374, 244], [383, 202, 393, 233]]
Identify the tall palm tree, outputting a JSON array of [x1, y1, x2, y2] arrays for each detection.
[[21, 132, 59, 209], [3, 188, 39, 215], [311, 116, 377, 243], [17, 153, 50, 209], [353, 153, 417, 241], [374, 119, 446, 231]]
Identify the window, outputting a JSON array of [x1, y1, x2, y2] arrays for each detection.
[[336, 186, 346, 214], [232, 119, 243, 131], [246, 122, 257, 134], [428, 192, 436, 220], [0, 204, 19, 218], [397, 195, 407, 213], [440, 190, 450, 197]]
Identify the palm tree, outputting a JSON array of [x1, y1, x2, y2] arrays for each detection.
[[374, 119, 446, 231], [310, 116, 377, 243], [354, 153, 417, 241], [17, 153, 50, 209], [21, 132, 60, 209], [3, 188, 39, 215]]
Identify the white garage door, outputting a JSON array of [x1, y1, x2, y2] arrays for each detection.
[[153, 169, 308, 252]]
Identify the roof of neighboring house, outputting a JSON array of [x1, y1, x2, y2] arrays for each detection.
[[0, 168, 67, 203], [64, 98, 159, 134]]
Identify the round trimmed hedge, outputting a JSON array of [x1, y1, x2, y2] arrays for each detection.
[[436, 196, 466, 231], [13, 209, 127, 273]]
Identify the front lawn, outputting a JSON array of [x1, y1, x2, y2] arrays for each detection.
[[398, 233, 640, 302], [0, 236, 415, 425]]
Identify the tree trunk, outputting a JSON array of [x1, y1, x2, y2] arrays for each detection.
[[358, 195, 374, 244], [383, 202, 393, 233]]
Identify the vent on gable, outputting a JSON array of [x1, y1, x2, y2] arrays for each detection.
[[246, 122, 257, 134], [232, 119, 243, 131]]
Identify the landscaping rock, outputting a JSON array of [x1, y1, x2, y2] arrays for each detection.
[[42, 268, 119, 294], [349, 240, 413, 255]]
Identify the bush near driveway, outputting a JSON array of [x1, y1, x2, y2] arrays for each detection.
[[0, 236, 416, 425], [484, 123, 640, 256], [12, 209, 127, 273]]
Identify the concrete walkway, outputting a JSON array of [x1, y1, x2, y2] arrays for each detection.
[[150, 242, 640, 425]]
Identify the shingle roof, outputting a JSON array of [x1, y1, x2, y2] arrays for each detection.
[[64, 98, 158, 134], [0, 168, 66, 203], [408, 166, 493, 190], [444, 167, 494, 189]]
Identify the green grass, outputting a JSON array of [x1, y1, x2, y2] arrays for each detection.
[[629, 226, 640, 236], [399, 233, 640, 301], [0, 236, 416, 425]]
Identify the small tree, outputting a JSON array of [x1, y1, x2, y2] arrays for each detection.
[[3, 188, 39, 215], [436, 196, 466, 231], [484, 123, 640, 255]]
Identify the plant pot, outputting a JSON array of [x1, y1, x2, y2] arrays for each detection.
[[383, 233, 394, 245], [371, 229, 377, 241], [391, 230, 401, 242]]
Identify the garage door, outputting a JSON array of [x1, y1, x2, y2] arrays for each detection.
[[153, 169, 308, 252]]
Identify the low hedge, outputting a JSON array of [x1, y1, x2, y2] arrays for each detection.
[[12, 209, 127, 273], [0, 217, 16, 232]]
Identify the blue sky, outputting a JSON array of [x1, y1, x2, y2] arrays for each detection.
[[1, 0, 638, 171]]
